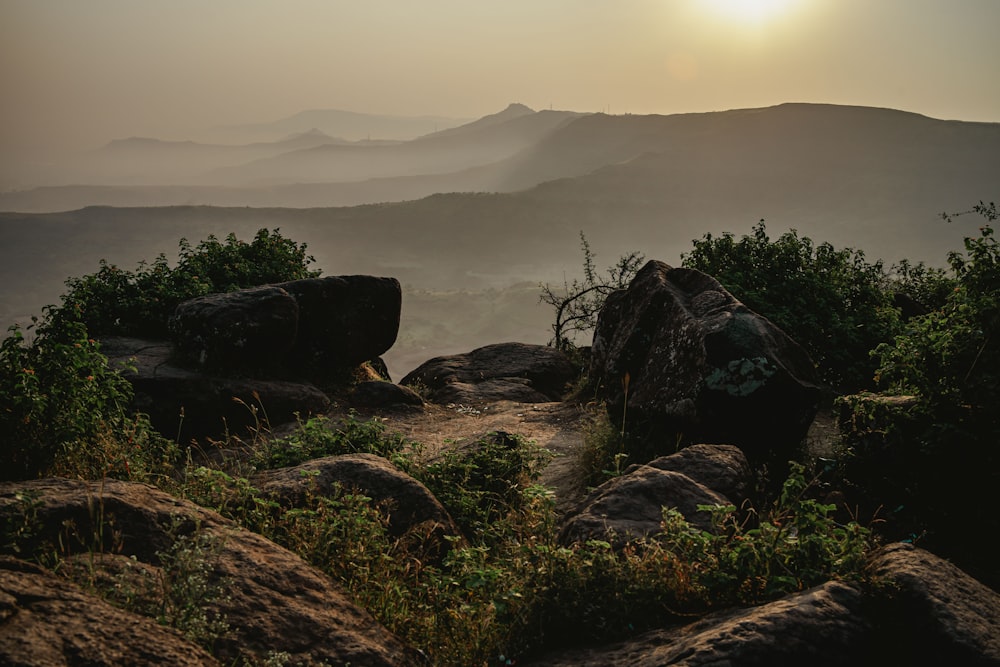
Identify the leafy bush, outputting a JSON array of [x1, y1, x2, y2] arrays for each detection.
[[57, 228, 319, 338], [417, 431, 550, 540], [0, 312, 178, 481], [682, 221, 900, 391], [839, 202, 999, 585], [250, 412, 415, 471]]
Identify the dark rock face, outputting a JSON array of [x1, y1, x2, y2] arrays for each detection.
[[590, 261, 821, 463], [169, 275, 401, 379], [401, 342, 575, 404], [526, 580, 872, 666], [867, 543, 1000, 665], [254, 453, 461, 560], [559, 467, 731, 546], [0, 478, 422, 667], [102, 337, 329, 443], [169, 285, 299, 375], [279, 275, 402, 378], [0, 556, 219, 666], [639, 443, 752, 507], [350, 381, 425, 410]]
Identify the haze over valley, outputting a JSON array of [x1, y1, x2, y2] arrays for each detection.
[[2, 1, 998, 378]]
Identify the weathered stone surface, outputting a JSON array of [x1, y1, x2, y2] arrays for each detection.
[[0, 556, 219, 667], [559, 465, 730, 546], [401, 342, 575, 404], [169, 285, 299, 375], [0, 478, 422, 667], [253, 453, 461, 553], [102, 337, 330, 443], [590, 261, 821, 463], [867, 543, 1000, 665], [351, 381, 425, 410], [526, 543, 1000, 666], [167, 275, 401, 379], [525, 580, 873, 666], [639, 443, 752, 506], [279, 275, 402, 377]]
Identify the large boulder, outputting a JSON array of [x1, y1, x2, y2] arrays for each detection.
[[401, 342, 575, 404], [559, 466, 732, 546], [279, 275, 402, 378], [590, 261, 821, 463], [867, 543, 1000, 664], [253, 453, 462, 560], [169, 275, 401, 379], [0, 557, 219, 666], [102, 337, 329, 443], [169, 285, 299, 375], [0, 478, 422, 667]]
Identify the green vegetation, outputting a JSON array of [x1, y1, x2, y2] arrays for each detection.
[[4, 213, 996, 662], [837, 202, 999, 584], [681, 221, 901, 391], [1, 227, 315, 482], [0, 313, 179, 482], [57, 227, 318, 338]]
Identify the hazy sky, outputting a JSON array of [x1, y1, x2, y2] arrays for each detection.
[[2, 0, 999, 151]]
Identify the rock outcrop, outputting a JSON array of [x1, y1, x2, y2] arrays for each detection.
[[102, 337, 330, 444], [401, 342, 575, 404], [0, 478, 422, 667], [590, 261, 821, 463], [169, 275, 402, 379], [0, 556, 220, 667], [253, 453, 461, 560], [559, 444, 750, 545], [525, 543, 1000, 666]]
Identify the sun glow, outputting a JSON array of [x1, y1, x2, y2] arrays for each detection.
[[699, 0, 800, 24]]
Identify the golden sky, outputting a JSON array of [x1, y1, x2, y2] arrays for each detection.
[[2, 0, 998, 151]]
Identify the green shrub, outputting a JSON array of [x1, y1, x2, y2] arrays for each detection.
[[57, 228, 319, 338], [417, 432, 550, 540], [840, 202, 1000, 585], [682, 221, 900, 391], [0, 312, 178, 481], [250, 412, 416, 471]]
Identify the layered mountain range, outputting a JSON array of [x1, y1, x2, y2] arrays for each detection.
[[1, 102, 997, 376]]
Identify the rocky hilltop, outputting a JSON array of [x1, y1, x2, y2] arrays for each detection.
[[2, 267, 998, 666]]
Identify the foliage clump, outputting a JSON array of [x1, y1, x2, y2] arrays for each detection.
[[0, 313, 178, 481], [57, 228, 318, 338], [0, 227, 317, 482], [681, 221, 900, 391], [838, 202, 1000, 584]]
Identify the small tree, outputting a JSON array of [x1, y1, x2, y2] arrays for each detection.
[[540, 233, 644, 351]]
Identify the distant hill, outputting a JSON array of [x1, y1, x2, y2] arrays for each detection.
[[2, 103, 995, 214], [199, 108, 471, 145], [1, 102, 997, 372]]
